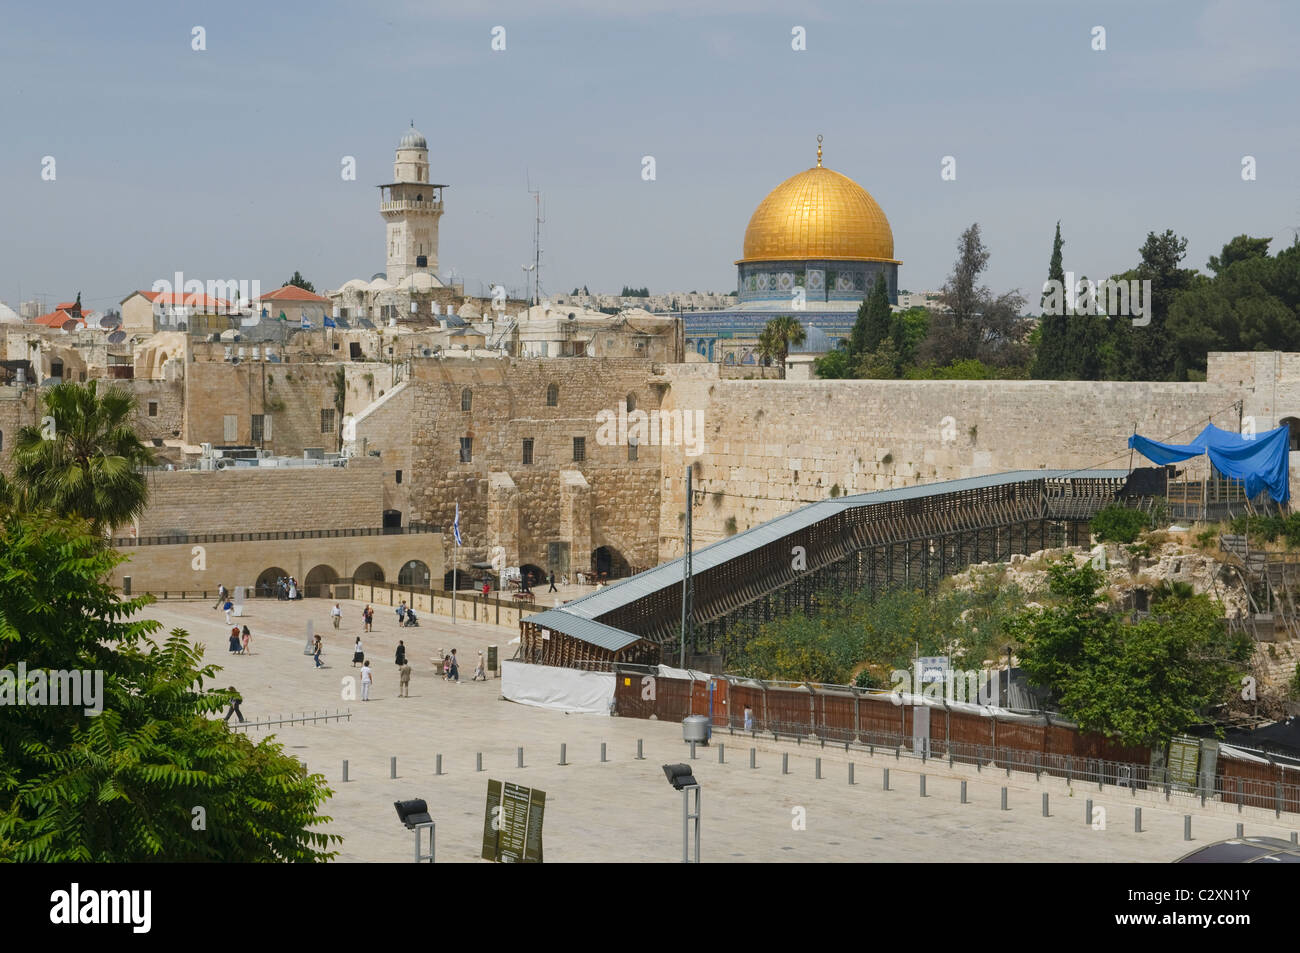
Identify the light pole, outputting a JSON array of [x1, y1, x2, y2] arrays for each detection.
[[663, 764, 700, 863]]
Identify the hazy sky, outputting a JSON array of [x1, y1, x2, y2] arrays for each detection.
[[2, 0, 1297, 314]]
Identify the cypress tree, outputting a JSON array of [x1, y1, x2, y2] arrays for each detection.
[[1033, 221, 1068, 378]]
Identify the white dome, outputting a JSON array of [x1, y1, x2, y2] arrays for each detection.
[[399, 125, 428, 150], [397, 272, 441, 292], [366, 277, 392, 291], [0, 301, 20, 324], [339, 278, 370, 292]]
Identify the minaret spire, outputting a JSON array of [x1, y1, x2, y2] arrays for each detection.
[[816, 134, 823, 168]]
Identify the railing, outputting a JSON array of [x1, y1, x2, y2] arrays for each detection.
[[380, 199, 443, 214], [111, 522, 442, 547]]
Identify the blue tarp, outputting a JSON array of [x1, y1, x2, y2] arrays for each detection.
[[1127, 424, 1290, 504]]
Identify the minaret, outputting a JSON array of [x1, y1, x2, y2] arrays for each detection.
[[378, 122, 447, 282]]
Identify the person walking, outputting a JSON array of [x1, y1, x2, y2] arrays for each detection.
[[223, 598, 233, 625], [241, 625, 251, 655], [399, 660, 412, 697], [360, 660, 373, 702], [227, 627, 242, 654], [213, 583, 228, 610], [441, 655, 451, 680], [313, 634, 324, 668], [473, 652, 487, 681], [288, 577, 298, 600], [743, 705, 754, 731], [448, 649, 460, 683], [331, 603, 342, 630], [547, 571, 557, 593], [223, 687, 245, 723], [396, 600, 407, 626], [363, 604, 373, 632], [352, 637, 363, 668], [394, 640, 407, 666]]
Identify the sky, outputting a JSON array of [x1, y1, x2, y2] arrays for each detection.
[[1, 0, 1297, 315]]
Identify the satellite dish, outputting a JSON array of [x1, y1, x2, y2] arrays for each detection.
[[61, 319, 79, 331], [99, 315, 117, 329], [420, 348, 432, 357], [230, 357, 241, 365], [108, 330, 126, 344]]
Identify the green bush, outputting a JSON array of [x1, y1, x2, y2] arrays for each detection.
[[1091, 505, 1149, 544]]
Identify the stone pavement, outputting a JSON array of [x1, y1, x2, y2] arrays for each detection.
[[137, 597, 1300, 863]]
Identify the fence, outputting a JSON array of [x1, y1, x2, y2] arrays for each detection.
[[352, 579, 545, 630], [111, 522, 442, 548], [612, 668, 1300, 816]]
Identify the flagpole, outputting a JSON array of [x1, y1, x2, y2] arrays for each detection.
[[451, 501, 459, 626]]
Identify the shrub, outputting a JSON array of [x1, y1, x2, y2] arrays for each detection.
[[1091, 505, 1149, 544]]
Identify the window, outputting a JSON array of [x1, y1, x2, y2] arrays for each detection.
[[461, 388, 472, 412], [321, 408, 335, 434], [395, 469, 403, 484], [546, 383, 559, 407], [573, 436, 585, 462], [625, 393, 636, 413], [522, 438, 534, 465], [459, 436, 473, 463], [251, 414, 265, 444], [148, 401, 158, 417], [223, 415, 237, 442]]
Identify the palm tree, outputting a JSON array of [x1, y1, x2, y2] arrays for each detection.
[[12, 380, 157, 535], [757, 316, 807, 371]]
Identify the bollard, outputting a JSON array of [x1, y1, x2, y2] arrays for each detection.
[[1042, 793, 1049, 817], [436, 754, 442, 776], [718, 743, 725, 764], [517, 746, 524, 768], [476, 752, 483, 772], [750, 747, 756, 769], [390, 756, 397, 779], [1291, 832, 1298, 845], [896, 746, 901, 760], [782, 753, 789, 775], [1184, 815, 1192, 841], [1164, 782, 1170, 802], [343, 759, 349, 782], [1237, 823, 1244, 838], [636, 739, 644, 760], [1001, 787, 1008, 811], [848, 763, 855, 785], [961, 780, 967, 804], [1086, 799, 1093, 826], [920, 774, 927, 797], [1135, 807, 1142, 833], [602, 742, 608, 763], [816, 758, 822, 780], [559, 743, 567, 765], [883, 768, 890, 791], [690, 741, 697, 760]]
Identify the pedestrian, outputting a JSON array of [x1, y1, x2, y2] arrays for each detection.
[[288, 576, 298, 600], [449, 648, 460, 682], [396, 600, 407, 626], [223, 687, 245, 723], [395, 640, 407, 666], [213, 583, 227, 610], [482, 580, 490, 600], [313, 634, 324, 668], [228, 627, 242, 654], [363, 604, 373, 632], [442, 655, 451, 680], [473, 652, 487, 681], [547, 571, 557, 593], [331, 602, 342, 630], [223, 598, 233, 624], [743, 705, 754, 731], [360, 660, 373, 701], [241, 625, 251, 655], [352, 637, 363, 668], [399, 660, 412, 697]]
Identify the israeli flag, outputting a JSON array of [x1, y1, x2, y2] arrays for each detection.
[[301, 312, 313, 330], [324, 314, 337, 328], [453, 502, 462, 546]]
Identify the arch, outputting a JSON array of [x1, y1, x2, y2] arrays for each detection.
[[304, 564, 339, 597], [741, 350, 756, 365], [1281, 416, 1300, 452], [518, 563, 545, 590], [442, 567, 473, 590], [382, 509, 402, 532], [400, 559, 430, 588], [353, 561, 385, 583], [461, 387, 472, 412], [546, 382, 559, 407], [255, 566, 289, 598], [724, 352, 737, 365], [591, 545, 629, 581]]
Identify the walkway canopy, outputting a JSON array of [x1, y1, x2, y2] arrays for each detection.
[[1127, 424, 1290, 504]]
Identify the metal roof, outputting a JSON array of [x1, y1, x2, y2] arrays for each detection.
[[531, 468, 1127, 644]]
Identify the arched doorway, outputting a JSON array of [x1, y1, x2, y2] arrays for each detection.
[[1280, 416, 1300, 452], [256, 566, 289, 599], [304, 564, 339, 598], [353, 561, 385, 583], [442, 567, 474, 590], [383, 509, 402, 533], [591, 546, 629, 582], [400, 559, 430, 588], [519, 563, 545, 591]]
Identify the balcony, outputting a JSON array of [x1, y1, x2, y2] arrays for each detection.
[[381, 199, 443, 214]]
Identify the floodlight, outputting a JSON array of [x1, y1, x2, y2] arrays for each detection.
[[662, 763, 697, 791], [393, 798, 432, 828]]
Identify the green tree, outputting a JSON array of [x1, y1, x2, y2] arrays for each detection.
[[285, 271, 316, 293], [1033, 221, 1070, 378], [756, 316, 806, 370], [1122, 229, 1197, 380], [0, 508, 340, 861], [849, 275, 892, 362], [812, 346, 853, 379], [12, 381, 157, 535], [925, 224, 1029, 369]]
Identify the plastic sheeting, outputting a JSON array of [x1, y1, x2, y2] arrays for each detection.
[[501, 660, 614, 714], [1127, 423, 1290, 503]]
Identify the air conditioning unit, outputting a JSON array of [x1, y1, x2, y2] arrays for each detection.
[[303, 448, 325, 460]]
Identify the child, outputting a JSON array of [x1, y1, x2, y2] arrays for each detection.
[[473, 652, 487, 681], [313, 635, 324, 668], [442, 655, 451, 680]]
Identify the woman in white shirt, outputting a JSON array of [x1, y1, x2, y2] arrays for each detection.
[[352, 637, 364, 667], [360, 661, 373, 701]]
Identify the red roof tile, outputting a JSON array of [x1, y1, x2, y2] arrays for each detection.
[[258, 285, 332, 303], [32, 309, 84, 328]]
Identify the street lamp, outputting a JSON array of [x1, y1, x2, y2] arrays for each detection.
[[663, 764, 700, 863], [393, 798, 435, 862]]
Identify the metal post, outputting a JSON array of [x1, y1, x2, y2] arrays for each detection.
[[681, 785, 701, 863], [680, 467, 693, 668], [390, 756, 397, 779], [816, 758, 822, 780], [920, 774, 926, 797], [1086, 799, 1093, 825], [413, 822, 435, 863], [883, 768, 890, 790], [636, 739, 644, 760], [961, 780, 967, 803], [476, 752, 483, 772], [1135, 808, 1142, 833], [750, 748, 756, 769], [718, 743, 724, 764], [1042, 793, 1049, 817], [1184, 815, 1192, 841], [848, 763, 855, 785], [342, 759, 349, 782], [690, 741, 697, 760], [1236, 823, 1244, 838], [559, 743, 567, 765], [602, 742, 608, 763], [517, 746, 524, 768], [436, 754, 442, 776], [1001, 787, 1008, 811], [782, 752, 788, 775]]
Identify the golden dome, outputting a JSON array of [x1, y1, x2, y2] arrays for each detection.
[[738, 157, 897, 264]]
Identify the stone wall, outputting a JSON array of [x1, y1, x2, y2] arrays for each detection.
[[134, 457, 385, 536], [184, 361, 344, 454], [0, 387, 39, 475]]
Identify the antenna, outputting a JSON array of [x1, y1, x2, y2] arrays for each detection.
[[526, 174, 544, 306]]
